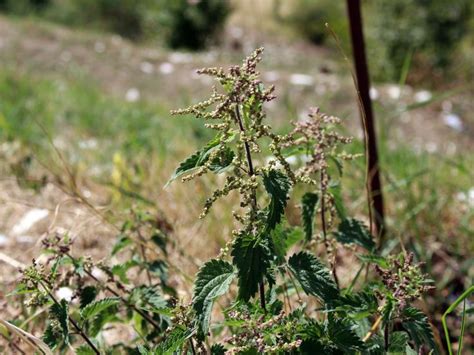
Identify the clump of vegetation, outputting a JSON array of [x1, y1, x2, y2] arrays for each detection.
[[366, 0, 472, 82], [3, 48, 441, 354], [281, 0, 348, 46], [156, 0, 231, 50], [0, 0, 231, 47]]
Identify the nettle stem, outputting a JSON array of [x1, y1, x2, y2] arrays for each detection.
[[320, 171, 339, 288], [39, 280, 100, 355], [64, 253, 162, 331], [234, 104, 266, 311]]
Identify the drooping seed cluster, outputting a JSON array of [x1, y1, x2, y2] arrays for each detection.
[[376, 252, 435, 312], [290, 107, 358, 232]]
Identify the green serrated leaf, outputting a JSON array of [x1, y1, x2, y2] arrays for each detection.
[[301, 192, 319, 241], [232, 235, 273, 302], [272, 226, 304, 261], [80, 297, 120, 320], [137, 345, 152, 355], [193, 259, 235, 338], [335, 218, 376, 251], [42, 323, 59, 349], [76, 344, 96, 355], [328, 317, 365, 352], [111, 259, 139, 284], [288, 251, 339, 304], [328, 183, 346, 219], [388, 331, 410, 354], [402, 307, 438, 354], [111, 235, 132, 255], [166, 135, 233, 186], [49, 299, 70, 346], [210, 343, 226, 355], [263, 169, 291, 231], [79, 286, 98, 309], [337, 289, 378, 318], [209, 146, 235, 173], [357, 253, 389, 268], [156, 326, 192, 355], [131, 286, 168, 315]]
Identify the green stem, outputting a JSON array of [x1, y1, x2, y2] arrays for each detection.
[[442, 285, 474, 355], [234, 104, 266, 312]]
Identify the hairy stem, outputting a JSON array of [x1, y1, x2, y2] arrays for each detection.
[[64, 253, 162, 331], [320, 171, 339, 287], [39, 280, 100, 355], [234, 104, 266, 311]]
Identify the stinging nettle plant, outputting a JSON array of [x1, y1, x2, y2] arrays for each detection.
[[166, 48, 438, 353], [9, 48, 439, 354]]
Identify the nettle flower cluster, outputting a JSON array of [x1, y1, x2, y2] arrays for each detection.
[[170, 48, 354, 239]]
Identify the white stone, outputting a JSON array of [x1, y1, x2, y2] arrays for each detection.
[[414, 90, 432, 103], [387, 85, 401, 100], [12, 209, 49, 235], [78, 139, 98, 149], [0, 234, 8, 247], [369, 87, 379, 100], [140, 61, 154, 74], [263, 71, 280, 82], [94, 41, 106, 53], [125, 88, 140, 102], [442, 113, 463, 132], [289, 74, 314, 86], [56, 287, 74, 302], [169, 52, 193, 64], [159, 62, 174, 75]]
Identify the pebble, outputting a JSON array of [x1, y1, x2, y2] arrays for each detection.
[[125, 88, 140, 102], [12, 209, 49, 235]]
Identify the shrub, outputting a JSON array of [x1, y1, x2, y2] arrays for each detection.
[[0, 0, 231, 47], [280, 0, 349, 46], [5, 49, 438, 354], [366, 0, 472, 82], [155, 0, 231, 49]]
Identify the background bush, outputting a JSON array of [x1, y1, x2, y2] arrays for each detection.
[[155, 0, 231, 50], [0, 0, 231, 48], [281, 0, 349, 47], [365, 0, 472, 82], [279, 0, 471, 83]]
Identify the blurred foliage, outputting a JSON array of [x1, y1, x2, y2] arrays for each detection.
[[279, 0, 349, 47], [365, 0, 472, 82], [278, 0, 471, 84], [156, 0, 231, 50], [0, 0, 231, 49]]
